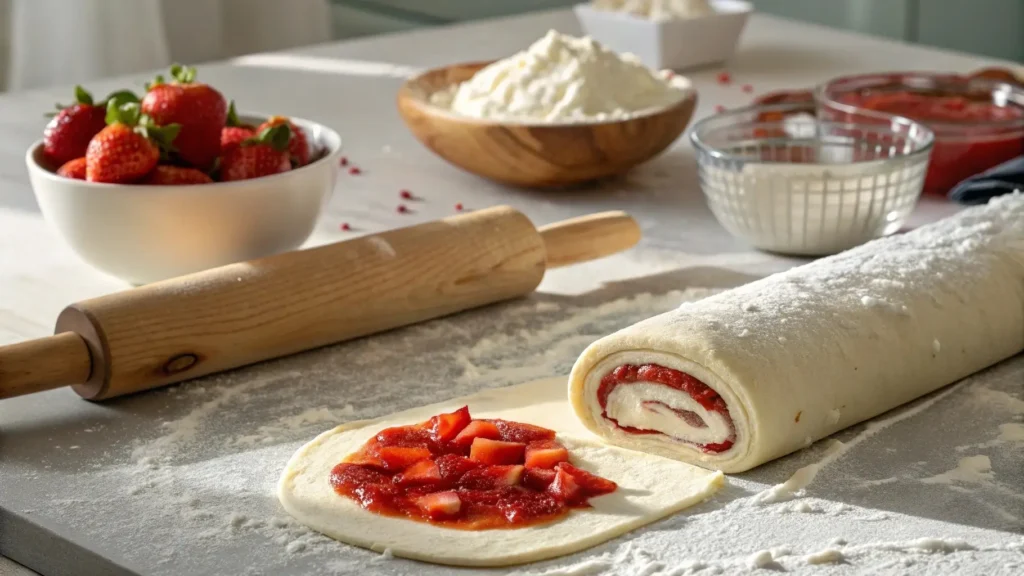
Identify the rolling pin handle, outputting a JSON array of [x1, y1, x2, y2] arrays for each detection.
[[0, 332, 92, 399], [538, 211, 642, 269]]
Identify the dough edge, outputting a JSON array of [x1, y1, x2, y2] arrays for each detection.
[[277, 377, 725, 567]]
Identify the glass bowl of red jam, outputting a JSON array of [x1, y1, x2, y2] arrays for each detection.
[[818, 72, 1024, 197]]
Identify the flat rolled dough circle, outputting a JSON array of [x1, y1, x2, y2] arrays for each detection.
[[569, 193, 1024, 473], [278, 377, 723, 567]]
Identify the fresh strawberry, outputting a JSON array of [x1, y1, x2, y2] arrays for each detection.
[[523, 467, 557, 491], [557, 463, 617, 496], [428, 406, 472, 443], [453, 420, 501, 447], [458, 465, 525, 489], [547, 467, 582, 503], [43, 86, 123, 166], [56, 157, 87, 180], [370, 446, 431, 471], [144, 165, 213, 185], [524, 440, 569, 469], [415, 491, 461, 520], [142, 64, 227, 170], [219, 124, 292, 182], [256, 114, 309, 166], [221, 126, 255, 156], [85, 102, 178, 184], [220, 101, 255, 155], [469, 438, 526, 465], [394, 460, 442, 485], [492, 419, 557, 443]]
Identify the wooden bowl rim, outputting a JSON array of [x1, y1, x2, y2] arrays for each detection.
[[397, 60, 698, 129]]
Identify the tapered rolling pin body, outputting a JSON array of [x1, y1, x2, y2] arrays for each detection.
[[0, 206, 640, 401]]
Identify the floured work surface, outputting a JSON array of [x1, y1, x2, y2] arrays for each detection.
[[1, 264, 1022, 576]]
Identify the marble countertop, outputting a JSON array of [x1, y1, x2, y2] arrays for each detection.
[[1, 8, 1021, 576]]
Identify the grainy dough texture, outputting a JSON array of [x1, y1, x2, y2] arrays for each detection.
[[278, 377, 724, 567], [570, 193, 1024, 473]]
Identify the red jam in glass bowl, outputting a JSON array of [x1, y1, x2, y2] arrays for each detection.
[[819, 72, 1024, 196]]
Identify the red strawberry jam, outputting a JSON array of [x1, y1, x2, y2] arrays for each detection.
[[329, 407, 616, 530], [597, 364, 736, 453]]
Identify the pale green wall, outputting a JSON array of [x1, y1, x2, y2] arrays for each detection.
[[329, 0, 1024, 62]]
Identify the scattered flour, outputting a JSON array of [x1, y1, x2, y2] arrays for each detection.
[[921, 455, 995, 485], [746, 550, 777, 569], [997, 423, 1024, 443], [753, 380, 966, 504], [804, 548, 845, 564]]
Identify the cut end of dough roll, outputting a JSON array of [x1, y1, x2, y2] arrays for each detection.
[[569, 193, 1024, 473]]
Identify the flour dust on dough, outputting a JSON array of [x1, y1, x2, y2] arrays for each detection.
[[278, 377, 724, 567]]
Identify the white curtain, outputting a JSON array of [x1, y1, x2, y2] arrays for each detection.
[[4, 0, 332, 92]]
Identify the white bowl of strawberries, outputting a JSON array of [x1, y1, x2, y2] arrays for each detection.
[[26, 65, 343, 285]]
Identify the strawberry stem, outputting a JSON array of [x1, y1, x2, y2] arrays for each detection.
[[145, 75, 165, 92], [169, 63, 197, 84]]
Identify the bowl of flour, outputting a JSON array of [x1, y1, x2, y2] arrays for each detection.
[[397, 30, 697, 188]]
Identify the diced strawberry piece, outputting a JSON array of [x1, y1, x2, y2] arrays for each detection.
[[344, 451, 386, 468], [330, 463, 390, 487], [524, 440, 569, 469], [557, 463, 617, 496], [429, 406, 472, 443], [454, 420, 501, 447], [459, 465, 524, 489], [371, 446, 431, 471], [416, 491, 462, 520], [523, 468, 557, 491], [435, 454, 481, 483], [375, 426, 431, 448], [547, 468, 582, 503], [469, 438, 526, 465], [491, 419, 556, 443], [394, 460, 442, 485]]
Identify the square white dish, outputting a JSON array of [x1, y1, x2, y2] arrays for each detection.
[[574, 0, 752, 71]]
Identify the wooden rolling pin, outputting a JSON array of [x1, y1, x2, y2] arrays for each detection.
[[0, 206, 640, 401]]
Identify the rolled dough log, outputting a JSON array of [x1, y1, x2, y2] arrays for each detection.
[[278, 377, 724, 567], [569, 193, 1024, 473]]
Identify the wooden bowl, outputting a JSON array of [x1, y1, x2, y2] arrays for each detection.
[[397, 61, 698, 188]]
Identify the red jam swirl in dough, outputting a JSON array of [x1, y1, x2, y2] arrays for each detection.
[[597, 364, 736, 453], [329, 407, 617, 530]]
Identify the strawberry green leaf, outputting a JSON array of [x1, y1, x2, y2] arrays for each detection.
[[246, 124, 292, 152], [103, 90, 139, 108], [74, 86, 94, 106], [226, 101, 243, 127], [107, 100, 142, 126]]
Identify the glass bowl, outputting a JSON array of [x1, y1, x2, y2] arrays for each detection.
[[689, 102, 934, 256], [818, 72, 1024, 197]]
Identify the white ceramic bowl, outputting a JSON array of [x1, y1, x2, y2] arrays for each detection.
[[574, 0, 752, 71], [26, 115, 343, 285]]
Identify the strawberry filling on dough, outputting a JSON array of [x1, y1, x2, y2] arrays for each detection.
[[329, 406, 617, 529], [597, 364, 735, 453]]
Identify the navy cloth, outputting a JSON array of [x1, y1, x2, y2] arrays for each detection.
[[948, 155, 1024, 205]]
